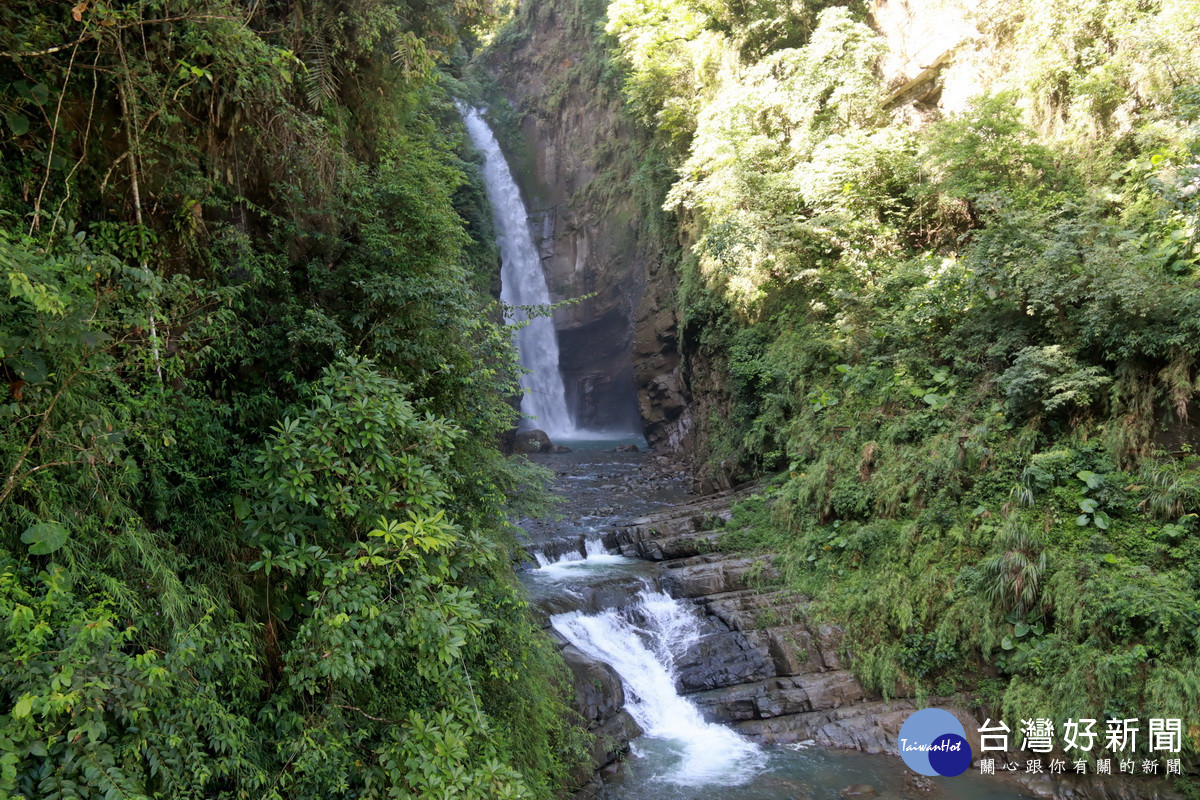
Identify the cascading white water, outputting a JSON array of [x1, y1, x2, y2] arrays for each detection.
[[551, 588, 767, 787], [459, 104, 575, 438], [534, 537, 615, 568], [533, 538, 631, 580]]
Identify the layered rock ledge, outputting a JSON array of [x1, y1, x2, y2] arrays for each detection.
[[535, 484, 1183, 799]]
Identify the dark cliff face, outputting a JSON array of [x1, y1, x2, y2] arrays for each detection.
[[479, 0, 690, 445]]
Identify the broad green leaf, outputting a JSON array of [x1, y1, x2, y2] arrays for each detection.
[[5, 112, 29, 136], [10, 352, 48, 383], [21, 521, 69, 555], [12, 697, 32, 718]]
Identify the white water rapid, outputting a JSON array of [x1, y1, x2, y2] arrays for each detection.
[[551, 587, 767, 787], [534, 537, 621, 569], [459, 105, 575, 438]]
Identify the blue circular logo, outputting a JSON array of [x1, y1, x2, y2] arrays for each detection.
[[898, 709, 972, 777]]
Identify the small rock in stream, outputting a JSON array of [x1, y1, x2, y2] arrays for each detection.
[[902, 774, 933, 793]]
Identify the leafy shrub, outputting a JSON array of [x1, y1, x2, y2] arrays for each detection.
[[999, 345, 1112, 418], [922, 95, 1060, 208]]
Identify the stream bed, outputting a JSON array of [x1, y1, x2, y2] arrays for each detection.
[[518, 439, 1036, 800]]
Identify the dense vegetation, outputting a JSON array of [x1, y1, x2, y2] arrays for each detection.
[[8, 0, 1200, 793], [487, 0, 1200, 772], [0, 2, 586, 797]]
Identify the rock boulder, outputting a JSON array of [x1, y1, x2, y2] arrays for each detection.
[[515, 429, 553, 453]]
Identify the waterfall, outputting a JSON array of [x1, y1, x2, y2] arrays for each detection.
[[551, 588, 767, 787], [459, 105, 575, 438]]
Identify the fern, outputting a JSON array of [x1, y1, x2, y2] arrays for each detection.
[[302, 30, 339, 110]]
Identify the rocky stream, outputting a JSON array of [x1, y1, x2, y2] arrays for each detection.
[[517, 438, 1039, 800]]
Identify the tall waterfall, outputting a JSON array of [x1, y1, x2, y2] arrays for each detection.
[[552, 588, 766, 786], [459, 105, 575, 437]]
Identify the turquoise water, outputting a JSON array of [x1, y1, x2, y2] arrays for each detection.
[[599, 742, 1036, 800], [552, 432, 649, 451]]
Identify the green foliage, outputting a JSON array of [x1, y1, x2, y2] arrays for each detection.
[[922, 94, 1059, 208], [664, 7, 885, 308], [979, 523, 1047, 617], [702, 0, 866, 62], [0, 561, 267, 799], [999, 345, 1112, 418], [0, 0, 585, 796], [233, 358, 547, 799], [606, 0, 717, 142], [590, 0, 1200, 749]]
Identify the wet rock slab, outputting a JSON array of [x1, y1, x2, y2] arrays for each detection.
[[674, 627, 777, 691], [661, 555, 778, 597], [554, 638, 643, 779]]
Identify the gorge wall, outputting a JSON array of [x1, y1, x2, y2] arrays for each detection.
[[475, 0, 1019, 461], [477, 0, 689, 443]]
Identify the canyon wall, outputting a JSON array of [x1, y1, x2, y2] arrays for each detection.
[[479, 0, 689, 443], [479, 0, 1017, 460]]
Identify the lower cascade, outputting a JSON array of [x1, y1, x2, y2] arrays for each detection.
[[552, 588, 767, 787], [535, 537, 622, 571], [521, 447, 1043, 799]]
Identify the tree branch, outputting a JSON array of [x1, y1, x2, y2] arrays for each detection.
[[0, 368, 83, 507], [334, 704, 400, 725], [30, 41, 80, 233], [0, 36, 91, 59]]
